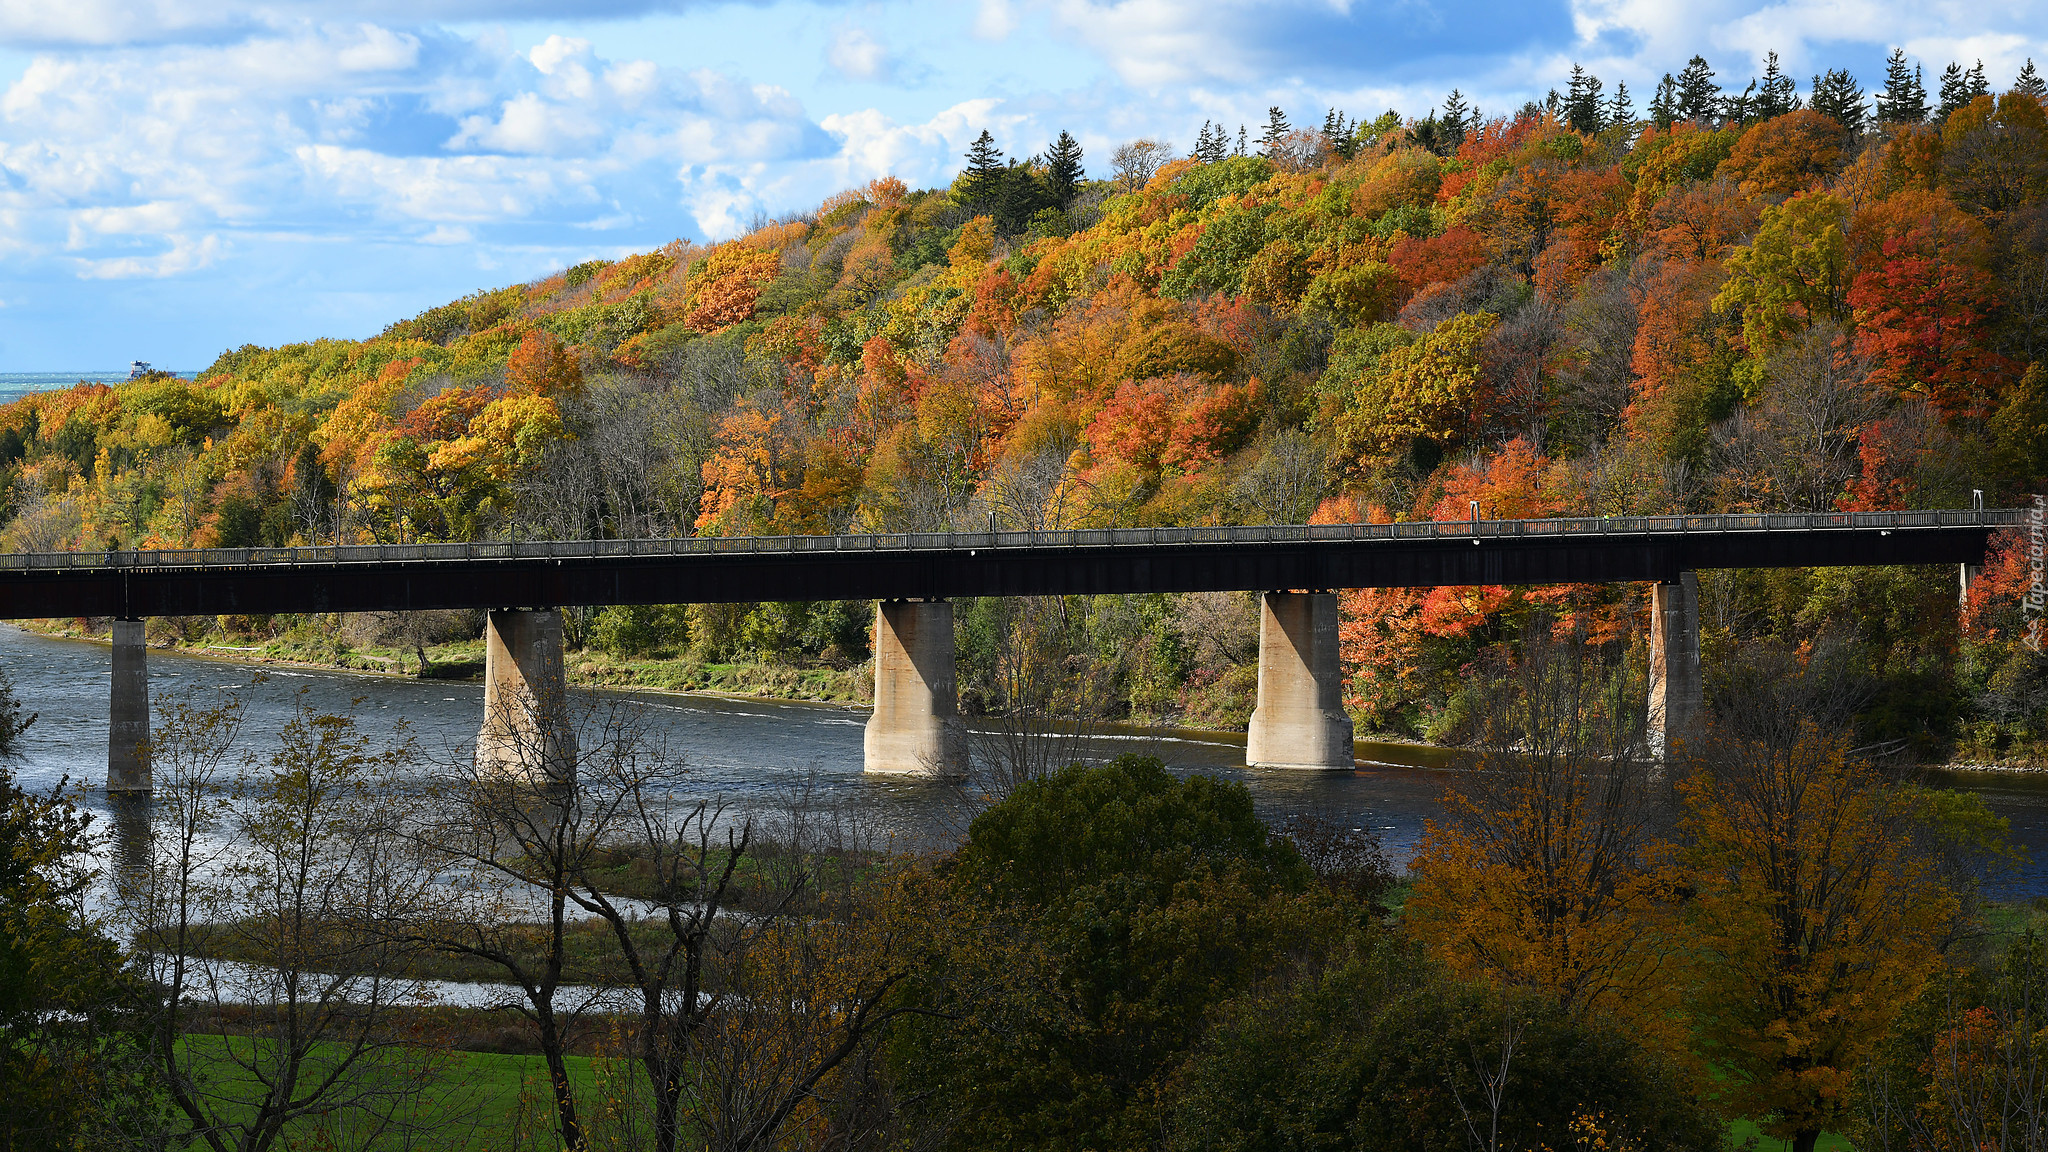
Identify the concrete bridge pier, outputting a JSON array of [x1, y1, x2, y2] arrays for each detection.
[[864, 599, 965, 777], [1648, 573, 1701, 757], [1245, 592, 1356, 770], [478, 608, 577, 782], [108, 617, 150, 792]]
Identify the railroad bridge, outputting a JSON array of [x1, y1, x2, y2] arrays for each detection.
[[0, 508, 2014, 785]]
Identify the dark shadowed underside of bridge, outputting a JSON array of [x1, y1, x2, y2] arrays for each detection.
[[0, 510, 2016, 621]]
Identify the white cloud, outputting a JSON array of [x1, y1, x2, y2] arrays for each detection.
[[1043, 0, 1248, 87], [826, 25, 894, 82], [821, 99, 999, 175], [0, 0, 252, 48], [77, 234, 221, 279], [0, 1, 747, 49], [974, 0, 1018, 39]]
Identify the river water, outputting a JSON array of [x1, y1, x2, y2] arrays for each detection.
[[9, 624, 2048, 899]]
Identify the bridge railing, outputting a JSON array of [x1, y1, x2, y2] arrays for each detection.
[[0, 508, 2022, 571]]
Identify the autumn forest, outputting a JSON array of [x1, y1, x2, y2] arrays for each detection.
[[4, 48, 2048, 762]]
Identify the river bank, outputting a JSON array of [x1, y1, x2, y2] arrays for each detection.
[[20, 617, 873, 706]]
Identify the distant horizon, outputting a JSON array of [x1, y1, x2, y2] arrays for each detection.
[[0, 370, 199, 385]]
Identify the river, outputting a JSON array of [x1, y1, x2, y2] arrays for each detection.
[[7, 623, 2048, 899]]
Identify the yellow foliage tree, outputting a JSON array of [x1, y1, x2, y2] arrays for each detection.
[[1674, 682, 1958, 1152], [1713, 192, 1851, 354], [1332, 310, 1497, 461], [1407, 629, 1681, 1047]]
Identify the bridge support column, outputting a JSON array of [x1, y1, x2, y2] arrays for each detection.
[[478, 609, 577, 781], [864, 599, 965, 777], [108, 618, 150, 792], [1246, 592, 1356, 770], [1648, 573, 1701, 757]]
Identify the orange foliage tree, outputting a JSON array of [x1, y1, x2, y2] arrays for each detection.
[[1406, 626, 1678, 1044], [1673, 660, 1958, 1152], [504, 329, 583, 397]]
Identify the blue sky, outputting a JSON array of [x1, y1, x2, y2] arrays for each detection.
[[0, 0, 2044, 371]]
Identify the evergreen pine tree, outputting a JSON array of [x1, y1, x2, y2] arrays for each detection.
[[1192, 120, 1228, 163], [1675, 55, 1720, 122], [1968, 59, 1990, 100], [1326, 108, 1360, 160], [1563, 64, 1606, 133], [1606, 80, 1635, 130], [1257, 106, 1290, 156], [961, 130, 1005, 215], [1410, 113, 1443, 157], [1441, 88, 1472, 150], [1235, 126, 1248, 157], [1810, 68, 1868, 131], [1938, 61, 1971, 119], [2018, 59, 2047, 99], [1045, 130, 1084, 209], [1876, 48, 1929, 122], [1757, 51, 1800, 117], [1722, 80, 1758, 126], [994, 158, 1052, 235], [1649, 73, 1680, 129]]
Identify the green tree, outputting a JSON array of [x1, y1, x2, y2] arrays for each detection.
[[1563, 64, 1605, 134], [1650, 73, 1680, 129], [1676, 55, 1721, 123], [995, 159, 1054, 234], [1044, 130, 1084, 209], [1320, 107, 1356, 159], [1758, 51, 1800, 118], [1330, 311, 1498, 462], [1167, 940, 1723, 1152], [1713, 192, 1851, 354], [1938, 61, 1973, 120], [1876, 48, 1929, 123], [2017, 59, 2046, 100], [1440, 88, 1473, 149], [1255, 106, 1291, 158], [894, 755, 1338, 1152], [1606, 79, 1636, 129], [1810, 68, 1869, 131], [1990, 362, 2048, 493], [958, 130, 1005, 216], [0, 736, 159, 1148]]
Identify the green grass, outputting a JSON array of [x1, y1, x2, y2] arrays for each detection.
[[174, 1036, 645, 1151], [1724, 1117, 1853, 1150]]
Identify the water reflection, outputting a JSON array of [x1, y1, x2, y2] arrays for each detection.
[[104, 790, 152, 875]]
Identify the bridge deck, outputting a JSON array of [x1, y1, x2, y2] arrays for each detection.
[[0, 509, 2019, 620]]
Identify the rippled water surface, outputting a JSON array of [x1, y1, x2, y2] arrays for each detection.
[[9, 623, 2048, 897]]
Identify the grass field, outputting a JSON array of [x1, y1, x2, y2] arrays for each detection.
[[178, 1037, 1846, 1151], [174, 1037, 648, 1151], [1724, 1118, 1853, 1150]]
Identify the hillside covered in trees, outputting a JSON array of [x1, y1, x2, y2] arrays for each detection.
[[7, 50, 2048, 761]]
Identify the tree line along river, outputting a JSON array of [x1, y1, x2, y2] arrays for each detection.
[[9, 622, 2048, 900]]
